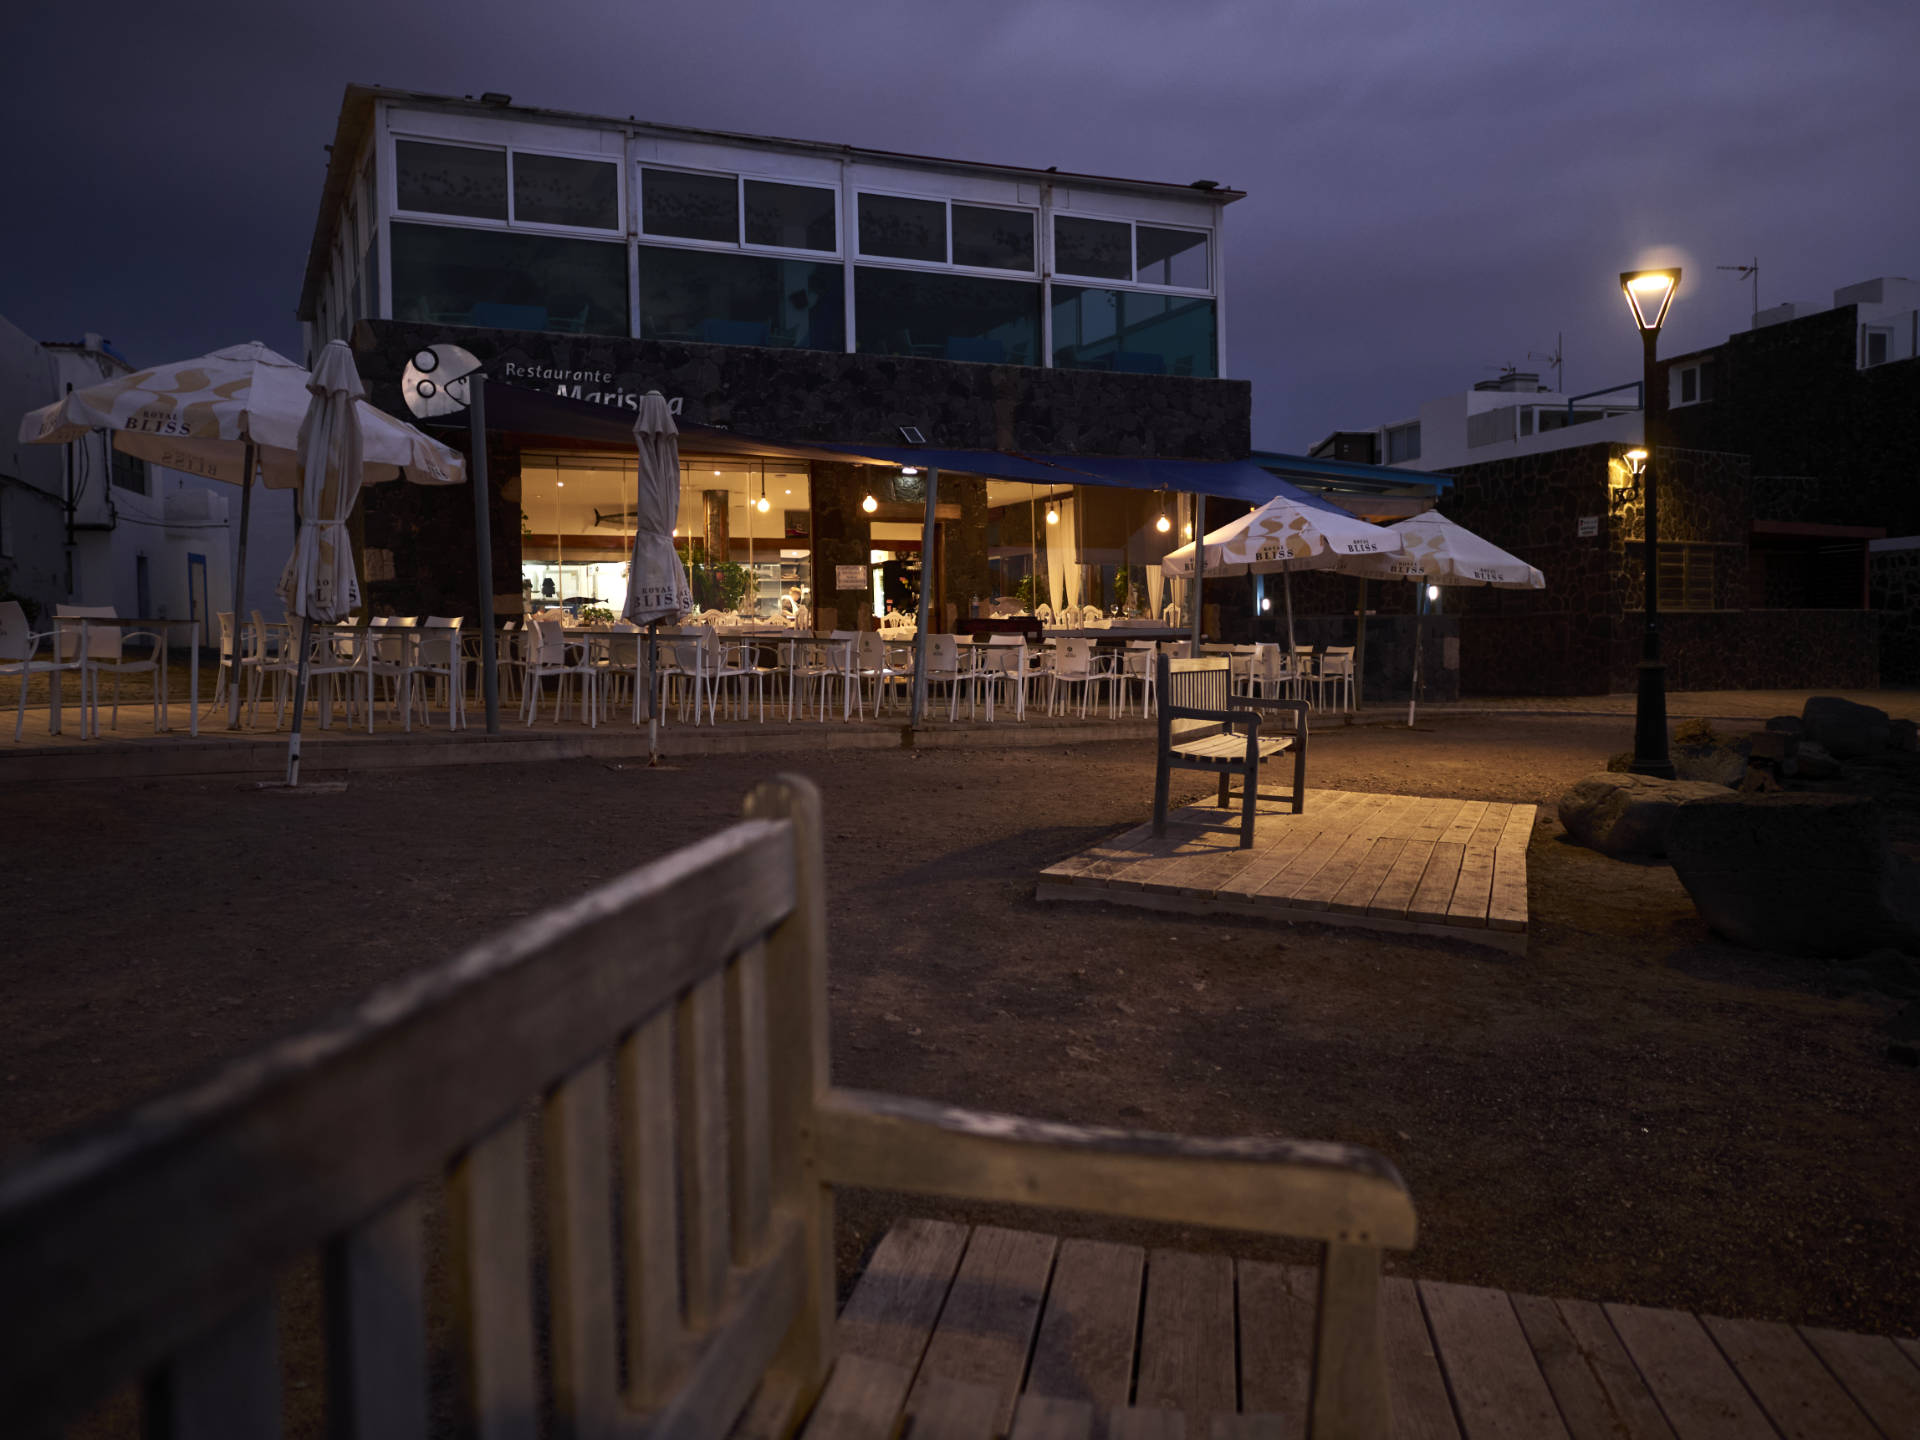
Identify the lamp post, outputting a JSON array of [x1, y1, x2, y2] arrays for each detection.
[[1621, 266, 1679, 778]]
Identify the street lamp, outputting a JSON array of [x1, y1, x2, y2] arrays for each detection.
[[1620, 266, 1680, 778]]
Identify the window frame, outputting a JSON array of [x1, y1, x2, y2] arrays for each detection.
[[638, 162, 844, 260], [1050, 205, 1214, 296], [855, 186, 1040, 279], [389, 132, 625, 238], [1862, 326, 1892, 368]]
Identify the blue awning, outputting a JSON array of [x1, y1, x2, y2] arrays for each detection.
[[816, 443, 1348, 513]]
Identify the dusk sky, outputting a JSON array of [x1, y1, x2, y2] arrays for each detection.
[[5, 0, 1915, 453]]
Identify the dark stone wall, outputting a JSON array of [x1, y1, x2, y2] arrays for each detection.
[[806, 462, 874, 633], [1660, 307, 1920, 532], [1871, 545, 1920, 685], [360, 430, 522, 620], [356, 320, 1251, 456], [1634, 610, 1878, 691]]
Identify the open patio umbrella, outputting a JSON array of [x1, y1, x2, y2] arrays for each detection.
[[277, 341, 372, 786], [621, 391, 692, 763], [19, 341, 462, 726], [1162, 495, 1403, 654], [1329, 510, 1545, 724]]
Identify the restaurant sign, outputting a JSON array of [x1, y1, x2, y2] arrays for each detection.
[[401, 339, 682, 421]]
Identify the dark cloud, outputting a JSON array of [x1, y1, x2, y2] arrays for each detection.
[[3, 0, 1914, 449]]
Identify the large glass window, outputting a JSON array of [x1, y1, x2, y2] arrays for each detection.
[[1135, 226, 1208, 288], [513, 152, 619, 230], [395, 140, 507, 221], [952, 204, 1034, 271], [390, 222, 629, 336], [856, 267, 1040, 365], [1050, 286, 1215, 377], [642, 168, 738, 243], [858, 194, 947, 263], [638, 245, 844, 351], [744, 179, 836, 251], [1054, 216, 1130, 280]]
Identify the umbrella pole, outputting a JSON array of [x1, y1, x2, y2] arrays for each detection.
[[910, 466, 940, 728], [469, 377, 499, 733], [1408, 584, 1424, 727], [285, 615, 314, 787], [226, 441, 255, 729], [1283, 554, 1296, 656], [1189, 492, 1206, 653], [647, 622, 660, 765], [1354, 577, 1368, 711]]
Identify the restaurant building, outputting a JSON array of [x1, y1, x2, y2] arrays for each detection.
[[297, 85, 1259, 630]]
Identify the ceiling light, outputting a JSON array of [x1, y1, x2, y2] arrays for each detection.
[[1260, 597, 1271, 612], [862, 493, 878, 513], [756, 495, 771, 513], [556, 481, 564, 488], [1426, 583, 1441, 601], [784, 487, 791, 495], [901, 465, 919, 477], [1156, 513, 1171, 533], [1045, 506, 1059, 525]]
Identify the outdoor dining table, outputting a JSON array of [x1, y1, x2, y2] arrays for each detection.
[[49, 614, 203, 739]]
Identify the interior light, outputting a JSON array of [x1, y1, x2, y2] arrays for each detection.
[[713, 469, 722, 476], [1183, 523, 1194, 538], [1156, 513, 1171, 533], [1426, 583, 1441, 602], [901, 466, 920, 477], [556, 481, 564, 488], [784, 487, 792, 495], [1045, 507, 1059, 525], [756, 495, 771, 513], [862, 493, 878, 513], [1261, 597, 1271, 612]]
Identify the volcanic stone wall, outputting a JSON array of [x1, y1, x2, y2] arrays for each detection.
[[1871, 542, 1920, 685]]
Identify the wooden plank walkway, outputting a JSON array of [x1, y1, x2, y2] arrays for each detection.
[[811, 1219, 1920, 1439], [1037, 789, 1535, 954]]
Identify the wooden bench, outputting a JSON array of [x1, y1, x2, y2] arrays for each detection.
[[1154, 653, 1308, 849], [0, 775, 1411, 1440]]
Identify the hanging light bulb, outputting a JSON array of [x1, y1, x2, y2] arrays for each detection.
[[1045, 504, 1059, 525], [757, 494, 771, 513], [862, 493, 878, 513], [1183, 522, 1193, 538], [1156, 512, 1171, 533]]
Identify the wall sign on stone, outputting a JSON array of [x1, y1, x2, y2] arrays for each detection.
[[835, 564, 868, 591], [1577, 515, 1599, 538]]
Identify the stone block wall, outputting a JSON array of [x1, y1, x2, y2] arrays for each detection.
[[361, 431, 522, 620], [1871, 542, 1920, 685]]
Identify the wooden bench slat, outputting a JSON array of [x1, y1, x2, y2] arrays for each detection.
[[324, 1193, 429, 1440], [618, 1010, 683, 1403], [1136, 1250, 1236, 1423], [1026, 1238, 1145, 1409], [1703, 1315, 1881, 1440], [1108, 1406, 1188, 1439], [909, 1226, 1058, 1435], [679, 971, 732, 1331], [448, 1119, 537, 1440], [1795, 1326, 1920, 1440], [545, 1057, 620, 1438], [1604, 1303, 1776, 1440], [800, 1354, 913, 1440], [836, 1217, 970, 1372], [1420, 1280, 1570, 1440], [1234, 1260, 1317, 1423], [912, 1374, 1007, 1440], [1011, 1393, 1096, 1440], [1377, 1275, 1463, 1440], [727, 942, 774, 1261], [1511, 1295, 1673, 1440], [148, 1294, 282, 1440]]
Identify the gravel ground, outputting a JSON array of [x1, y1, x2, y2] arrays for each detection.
[[2, 716, 1915, 1354]]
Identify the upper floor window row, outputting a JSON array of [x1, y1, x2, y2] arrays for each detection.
[[642, 168, 838, 254], [1056, 216, 1208, 291], [395, 138, 620, 232]]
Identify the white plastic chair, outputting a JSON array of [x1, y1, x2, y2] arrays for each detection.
[[1, 601, 74, 742], [56, 605, 161, 736], [520, 617, 597, 727], [977, 637, 1031, 722], [1120, 641, 1159, 716], [1047, 638, 1118, 718], [1319, 645, 1356, 712], [402, 617, 465, 731]]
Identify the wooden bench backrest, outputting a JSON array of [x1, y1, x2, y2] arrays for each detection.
[[0, 778, 834, 1440], [1161, 655, 1231, 743]]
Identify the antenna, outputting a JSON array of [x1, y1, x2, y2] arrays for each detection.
[[1526, 332, 1564, 392], [1717, 257, 1759, 319]]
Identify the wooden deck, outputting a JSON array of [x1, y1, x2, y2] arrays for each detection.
[[1037, 789, 1535, 954], [810, 1219, 1920, 1439]]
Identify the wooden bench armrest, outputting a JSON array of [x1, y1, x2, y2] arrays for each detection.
[[814, 1088, 1415, 1250], [1165, 704, 1265, 736]]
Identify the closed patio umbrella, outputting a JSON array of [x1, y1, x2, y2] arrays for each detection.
[[1162, 494, 1403, 655], [621, 391, 692, 762], [1330, 510, 1546, 724], [19, 341, 462, 727], [277, 341, 371, 785]]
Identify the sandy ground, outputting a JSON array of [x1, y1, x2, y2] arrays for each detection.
[[2, 715, 1915, 1360]]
